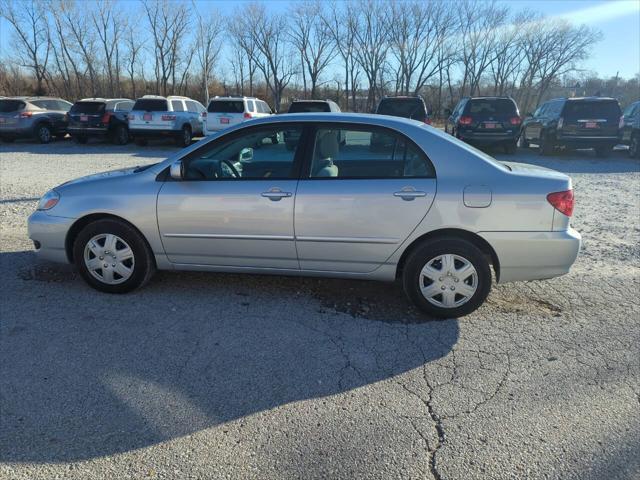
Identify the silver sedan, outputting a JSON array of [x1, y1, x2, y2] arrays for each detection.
[[28, 113, 581, 318]]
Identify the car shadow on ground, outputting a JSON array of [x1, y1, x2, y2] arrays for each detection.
[[0, 251, 459, 463]]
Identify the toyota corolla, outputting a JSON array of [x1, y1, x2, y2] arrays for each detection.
[[28, 113, 581, 318]]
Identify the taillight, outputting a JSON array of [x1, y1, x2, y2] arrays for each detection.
[[16, 111, 33, 118], [509, 116, 521, 125], [547, 190, 574, 217], [101, 112, 112, 124], [557, 117, 564, 129], [243, 112, 252, 119], [161, 114, 176, 121], [618, 115, 624, 129], [459, 116, 472, 125]]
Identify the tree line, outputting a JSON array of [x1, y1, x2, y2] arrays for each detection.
[[0, 0, 637, 115]]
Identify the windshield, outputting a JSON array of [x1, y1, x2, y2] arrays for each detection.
[[288, 102, 331, 113], [208, 100, 244, 113], [377, 99, 426, 119], [70, 102, 106, 114], [133, 99, 168, 111], [465, 99, 516, 115], [0, 100, 25, 113]]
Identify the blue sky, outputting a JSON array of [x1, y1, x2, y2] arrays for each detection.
[[0, 0, 638, 79]]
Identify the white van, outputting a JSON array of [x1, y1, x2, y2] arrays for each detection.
[[205, 96, 273, 135]]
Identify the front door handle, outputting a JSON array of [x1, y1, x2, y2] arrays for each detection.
[[393, 190, 427, 201], [261, 188, 292, 201]]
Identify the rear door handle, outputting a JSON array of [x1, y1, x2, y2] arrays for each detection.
[[393, 190, 427, 200], [261, 189, 292, 201]]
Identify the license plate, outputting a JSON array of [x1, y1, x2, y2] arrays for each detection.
[[585, 122, 597, 128], [220, 118, 229, 124], [143, 113, 153, 121], [484, 122, 497, 129], [80, 115, 88, 122]]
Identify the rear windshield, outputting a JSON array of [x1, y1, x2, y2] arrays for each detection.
[[70, 102, 106, 114], [465, 99, 516, 115], [288, 102, 331, 113], [562, 100, 621, 119], [377, 99, 426, 119], [133, 99, 168, 111], [0, 100, 25, 113], [208, 100, 244, 113]]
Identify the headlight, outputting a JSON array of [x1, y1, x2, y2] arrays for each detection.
[[37, 190, 60, 210]]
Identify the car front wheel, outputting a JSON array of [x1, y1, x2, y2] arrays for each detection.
[[73, 219, 155, 293], [630, 134, 640, 159], [402, 238, 491, 318]]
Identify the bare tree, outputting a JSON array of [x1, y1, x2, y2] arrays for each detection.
[[350, 0, 391, 110], [92, 0, 124, 96], [228, 14, 259, 96], [0, 0, 51, 94], [123, 21, 144, 98], [194, 9, 224, 105], [290, 1, 336, 99]]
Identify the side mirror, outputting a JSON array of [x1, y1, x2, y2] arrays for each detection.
[[238, 147, 253, 163], [169, 160, 184, 180]]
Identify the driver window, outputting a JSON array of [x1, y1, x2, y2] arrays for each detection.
[[184, 126, 303, 180]]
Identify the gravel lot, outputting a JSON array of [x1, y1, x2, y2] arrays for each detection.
[[1, 138, 639, 480]]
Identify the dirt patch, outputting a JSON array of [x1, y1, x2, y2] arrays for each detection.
[[17, 263, 77, 283]]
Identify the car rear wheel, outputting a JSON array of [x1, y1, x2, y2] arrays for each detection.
[[176, 125, 192, 147], [134, 137, 148, 146], [630, 134, 640, 159], [595, 146, 611, 158], [112, 125, 129, 145], [539, 132, 555, 156], [402, 238, 491, 318], [35, 124, 53, 144], [73, 219, 155, 294]]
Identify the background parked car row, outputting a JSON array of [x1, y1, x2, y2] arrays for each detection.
[[0, 94, 638, 158]]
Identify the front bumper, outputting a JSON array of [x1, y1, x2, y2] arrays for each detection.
[[27, 211, 75, 263], [479, 228, 581, 283]]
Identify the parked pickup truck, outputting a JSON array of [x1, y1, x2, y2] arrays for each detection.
[[128, 95, 206, 147]]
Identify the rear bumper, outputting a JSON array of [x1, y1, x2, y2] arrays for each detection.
[[459, 131, 519, 145], [130, 128, 180, 138], [27, 210, 74, 264], [479, 228, 581, 283], [556, 135, 618, 148], [68, 126, 109, 136]]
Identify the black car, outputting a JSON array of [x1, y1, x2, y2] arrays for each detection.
[[0, 97, 72, 143], [285, 99, 342, 149], [520, 97, 622, 157], [67, 98, 134, 145], [445, 97, 521, 153], [375, 96, 430, 124], [619, 100, 640, 158]]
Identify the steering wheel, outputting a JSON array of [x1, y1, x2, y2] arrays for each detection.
[[218, 159, 240, 178]]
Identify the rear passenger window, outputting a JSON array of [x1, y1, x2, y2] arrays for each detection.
[[171, 100, 185, 112], [247, 100, 255, 112], [309, 127, 435, 179]]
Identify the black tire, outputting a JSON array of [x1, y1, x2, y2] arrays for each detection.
[[402, 237, 492, 319], [73, 219, 155, 294], [175, 125, 192, 147], [630, 134, 640, 159], [504, 141, 517, 154], [595, 146, 611, 158], [34, 123, 53, 144], [112, 125, 129, 145], [134, 137, 148, 146], [539, 132, 555, 156], [74, 135, 88, 144]]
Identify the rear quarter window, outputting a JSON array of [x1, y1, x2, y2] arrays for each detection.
[[133, 99, 168, 111], [208, 100, 245, 113], [377, 100, 426, 119], [288, 102, 331, 113], [562, 101, 622, 119], [0, 100, 25, 112], [70, 102, 106, 114]]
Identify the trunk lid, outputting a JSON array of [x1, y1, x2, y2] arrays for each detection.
[[560, 99, 621, 137]]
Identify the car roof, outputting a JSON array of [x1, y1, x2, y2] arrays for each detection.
[[548, 96, 618, 102], [464, 96, 514, 101], [77, 98, 132, 103], [228, 112, 423, 129], [209, 96, 264, 101], [9, 96, 67, 101]]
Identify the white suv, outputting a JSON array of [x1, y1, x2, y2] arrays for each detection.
[[205, 96, 273, 135], [129, 95, 206, 147]]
